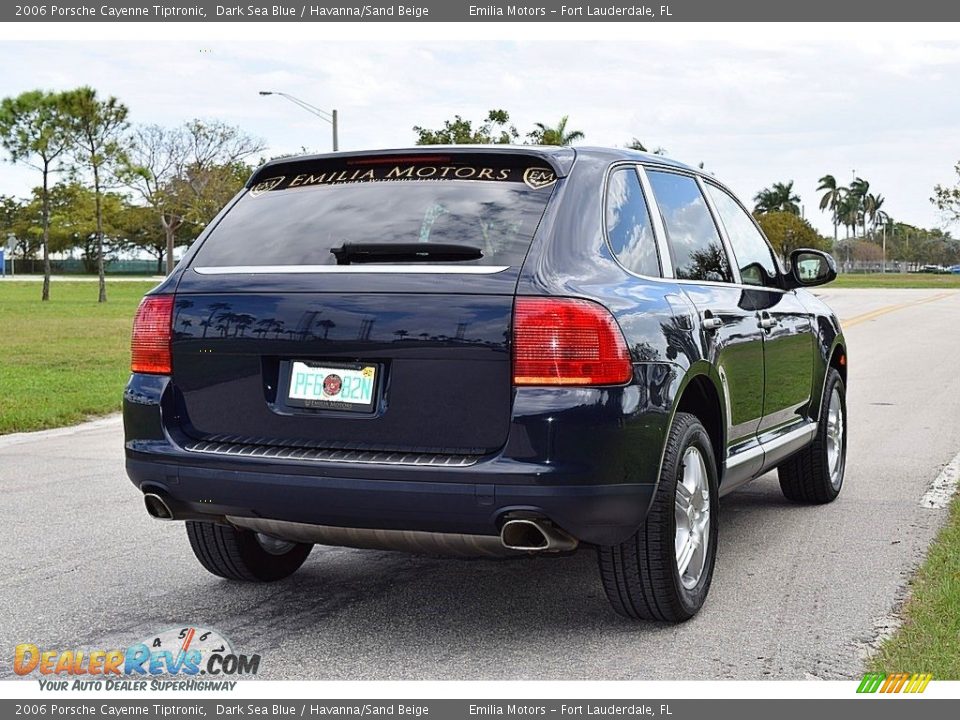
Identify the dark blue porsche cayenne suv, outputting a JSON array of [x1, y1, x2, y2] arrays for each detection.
[[124, 146, 846, 622]]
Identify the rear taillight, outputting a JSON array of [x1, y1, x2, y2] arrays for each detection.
[[512, 297, 633, 386], [131, 295, 174, 375]]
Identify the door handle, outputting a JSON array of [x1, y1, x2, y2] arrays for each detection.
[[701, 312, 724, 331], [757, 312, 778, 330]]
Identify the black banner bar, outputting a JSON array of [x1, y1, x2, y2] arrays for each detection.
[[4, 0, 960, 22]]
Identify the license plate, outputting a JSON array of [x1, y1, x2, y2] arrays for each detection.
[[287, 361, 378, 412]]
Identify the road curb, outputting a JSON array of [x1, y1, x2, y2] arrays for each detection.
[[0, 414, 122, 449]]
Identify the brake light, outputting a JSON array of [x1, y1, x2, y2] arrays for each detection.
[[513, 297, 633, 386], [131, 295, 174, 375]]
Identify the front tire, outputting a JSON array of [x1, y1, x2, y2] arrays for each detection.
[[186, 521, 312, 582], [597, 412, 719, 622], [778, 367, 846, 504]]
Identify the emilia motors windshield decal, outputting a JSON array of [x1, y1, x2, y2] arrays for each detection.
[[13, 627, 258, 691], [249, 163, 557, 195]]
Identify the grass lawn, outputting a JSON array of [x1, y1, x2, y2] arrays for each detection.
[[872, 495, 960, 678], [831, 273, 960, 289], [0, 280, 157, 434]]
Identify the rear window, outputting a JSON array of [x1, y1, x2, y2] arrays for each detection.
[[191, 156, 558, 269]]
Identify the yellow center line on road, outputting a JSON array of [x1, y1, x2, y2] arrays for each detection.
[[841, 291, 959, 328]]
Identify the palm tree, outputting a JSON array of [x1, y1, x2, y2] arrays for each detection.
[[529, 115, 585, 146], [865, 193, 885, 236], [817, 175, 845, 242], [626, 138, 667, 155], [201, 301, 230, 338], [848, 177, 870, 238], [254, 318, 273, 338], [753, 181, 801, 215], [232, 313, 254, 337], [753, 188, 778, 214], [835, 193, 859, 239], [318, 319, 336, 340]]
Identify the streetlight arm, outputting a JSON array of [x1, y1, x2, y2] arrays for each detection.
[[260, 91, 332, 122], [278, 93, 334, 122], [259, 90, 339, 152]]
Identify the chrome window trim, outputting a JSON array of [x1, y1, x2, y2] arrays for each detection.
[[599, 162, 671, 281], [701, 179, 786, 288], [635, 165, 675, 279], [670, 276, 787, 294], [643, 165, 737, 285], [193, 265, 510, 275], [695, 174, 743, 286]]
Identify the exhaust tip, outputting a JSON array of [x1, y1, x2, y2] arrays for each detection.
[[144, 493, 174, 520], [501, 518, 579, 553], [501, 519, 550, 551]]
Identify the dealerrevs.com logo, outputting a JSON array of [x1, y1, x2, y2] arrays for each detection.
[[14, 627, 259, 691]]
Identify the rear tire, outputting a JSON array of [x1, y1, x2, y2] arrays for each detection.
[[186, 521, 312, 582], [778, 368, 846, 504], [597, 412, 719, 622]]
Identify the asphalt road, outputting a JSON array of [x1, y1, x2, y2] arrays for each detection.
[[2, 288, 959, 681]]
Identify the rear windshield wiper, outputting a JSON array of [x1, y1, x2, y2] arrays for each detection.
[[331, 242, 483, 265]]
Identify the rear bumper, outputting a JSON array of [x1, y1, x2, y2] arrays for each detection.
[[123, 371, 672, 546], [126, 456, 653, 546]]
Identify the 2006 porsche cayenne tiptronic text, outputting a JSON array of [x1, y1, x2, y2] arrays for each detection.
[[124, 146, 847, 622]]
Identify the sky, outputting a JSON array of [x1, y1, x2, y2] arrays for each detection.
[[1, 35, 959, 235]]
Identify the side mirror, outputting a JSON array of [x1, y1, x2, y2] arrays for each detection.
[[787, 248, 837, 288]]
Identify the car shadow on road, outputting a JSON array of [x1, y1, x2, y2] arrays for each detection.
[[128, 475, 812, 679]]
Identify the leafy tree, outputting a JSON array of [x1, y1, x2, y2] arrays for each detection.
[[173, 158, 253, 231], [125, 120, 263, 273], [753, 181, 800, 215], [816, 174, 844, 242], [42, 181, 127, 272], [0, 90, 74, 299], [932, 161, 960, 225], [1, 193, 40, 259], [850, 239, 882, 263], [881, 221, 958, 266], [63, 87, 130, 302], [115, 202, 167, 274], [528, 115, 584, 146], [754, 210, 829, 259], [414, 110, 518, 145], [686, 244, 729, 282], [0, 194, 23, 247]]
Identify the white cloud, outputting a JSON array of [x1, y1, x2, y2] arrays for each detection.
[[0, 37, 958, 233]]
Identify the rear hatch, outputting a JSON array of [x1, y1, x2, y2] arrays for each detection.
[[170, 151, 561, 456]]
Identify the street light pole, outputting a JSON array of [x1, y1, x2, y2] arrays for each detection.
[[882, 223, 887, 273], [259, 91, 339, 152], [331, 108, 338, 153]]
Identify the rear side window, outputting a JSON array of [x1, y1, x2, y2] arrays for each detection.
[[191, 156, 557, 269], [646, 170, 732, 283], [605, 167, 660, 277]]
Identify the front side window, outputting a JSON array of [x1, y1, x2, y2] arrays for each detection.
[[705, 184, 780, 288], [605, 167, 660, 277], [646, 170, 732, 283]]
